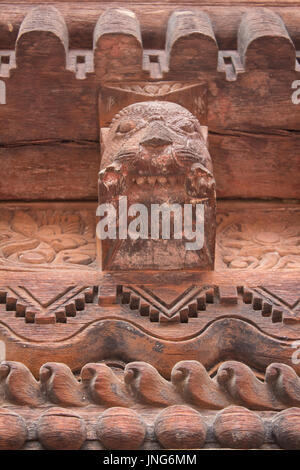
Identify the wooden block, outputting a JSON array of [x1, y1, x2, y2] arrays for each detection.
[[98, 82, 208, 128], [238, 8, 296, 70], [93, 8, 143, 81], [166, 10, 218, 71], [98, 284, 117, 305], [219, 285, 238, 304], [16, 5, 68, 71], [35, 313, 56, 325], [210, 131, 300, 200]]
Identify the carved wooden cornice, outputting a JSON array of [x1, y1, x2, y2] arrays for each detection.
[[1, 359, 300, 410], [0, 360, 300, 449], [0, 5, 299, 201], [0, 201, 299, 271], [0, 277, 299, 376]]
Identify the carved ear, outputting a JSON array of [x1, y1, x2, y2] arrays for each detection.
[[100, 128, 110, 153], [200, 126, 208, 144]]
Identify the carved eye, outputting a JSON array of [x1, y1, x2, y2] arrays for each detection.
[[179, 121, 197, 134], [116, 120, 136, 134]]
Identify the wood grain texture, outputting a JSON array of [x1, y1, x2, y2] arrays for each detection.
[[238, 8, 295, 70], [1, 3, 300, 51], [0, 0, 299, 451], [1, 130, 299, 200], [0, 361, 300, 448], [213, 406, 265, 449], [0, 316, 299, 377], [0, 143, 99, 201], [0, 6, 299, 199], [166, 10, 218, 71], [93, 7, 143, 81]]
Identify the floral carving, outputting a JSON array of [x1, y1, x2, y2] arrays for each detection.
[[217, 209, 300, 270], [0, 208, 96, 268]]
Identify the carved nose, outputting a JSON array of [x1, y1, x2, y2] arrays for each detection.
[[141, 122, 173, 148]]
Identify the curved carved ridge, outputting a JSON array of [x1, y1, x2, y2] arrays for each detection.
[[1, 359, 300, 411], [238, 8, 295, 70], [93, 7, 143, 80], [166, 10, 218, 71], [124, 362, 180, 406], [81, 363, 134, 407], [0, 361, 44, 406], [16, 6, 69, 70], [171, 360, 231, 409], [0, 318, 298, 378]]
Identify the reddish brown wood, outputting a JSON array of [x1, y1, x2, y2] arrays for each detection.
[[1, 359, 300, 411], [93, 8, 143, 81], [0, 5, 299, 200], [37, 408, 87, 450], [0, 404, 297, 449], [213, 406, 265, 449], [155, 405, 207, 449], [238, 8, 295, 70], [166, 10, 218, 72], [0, 0, 299, 451]]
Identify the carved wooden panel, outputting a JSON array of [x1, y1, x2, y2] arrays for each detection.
[[0, 201, 298, 271], [0, 277, 299, 376], [0, 203, 96, 270], [0, 360, 300, 449], [216, 202, 300, 270], [0, 0, 299, 452]]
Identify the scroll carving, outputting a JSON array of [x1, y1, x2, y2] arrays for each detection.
[[1, 360, 300, 411]]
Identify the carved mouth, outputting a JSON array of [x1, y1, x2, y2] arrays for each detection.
[[99, 148, 214, 199], [131, 175, 184, 186]]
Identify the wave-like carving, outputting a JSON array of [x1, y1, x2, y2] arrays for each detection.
[[1, 359, 300, 411], [0, 318, 298, 378]]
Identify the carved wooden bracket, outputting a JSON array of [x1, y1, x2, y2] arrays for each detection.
[[97, 100, 216, 270]]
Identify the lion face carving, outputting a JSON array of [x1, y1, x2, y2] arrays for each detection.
[[98, 101, 216, 271], [99, 101, 215, 202]]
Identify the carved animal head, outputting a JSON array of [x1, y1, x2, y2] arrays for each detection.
[[99, 101, 215, 201]]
